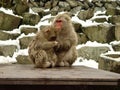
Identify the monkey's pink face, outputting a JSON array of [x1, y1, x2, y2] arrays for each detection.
[[54, 19, 63, 30]]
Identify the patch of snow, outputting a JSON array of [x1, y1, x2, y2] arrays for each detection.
[[13, 48, 28, 57], [110, 41, 120, 45], [17, 33, 35, 39], [100, 51, 120, 62], [73, 57, 98, 69], [44, 9, 50, 12], [0, 56, 16, 64], [29, 8, 38, 15], [3, 28, 20, 34], [0, 7, 22, 18], [0, 40, 20, 49], [76, 41, 114, 51]]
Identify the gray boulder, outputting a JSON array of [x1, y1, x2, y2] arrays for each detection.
[[66, 0, 78, 8], [0, 11, 22, 31], [31, 7, 45, 18], [77, 33, 88, 44], [73, 22, 82, 33], [58, 1, 70, 11], [22, 13, 40, 25], [16, 55, 32, 64], [0, 31, 19, 40], [93, 17, 107, 23], [19, 36, 34, 49], [77, 8, 94, 21], [0, 45, 17, 57], [99, 53, 120, 73], [13, 0, 29, 15], [115, 23, 120, 40], [77, 46, 110, 62], [82, 24, 115, 43], [20, 27, 38, 35], [51, 6, 59, 15], [111, 42, 120, 51]]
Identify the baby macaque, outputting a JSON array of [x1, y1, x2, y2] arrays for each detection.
[[52, 13, 78, 67], [28, 25, 58, 68]]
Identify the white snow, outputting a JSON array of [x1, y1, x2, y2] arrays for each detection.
[[73, 57, 98, 69], [100, 51, 120, 62], [0, 7, 22, 18]]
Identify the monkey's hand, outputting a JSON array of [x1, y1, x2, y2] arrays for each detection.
[[54, 41, 70, 51], [52, 41, 58, 46], [62, 41, 71, 51]]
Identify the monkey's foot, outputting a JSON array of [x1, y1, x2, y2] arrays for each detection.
[[63, 61, 70, 67], [57, 61, 65, 67]]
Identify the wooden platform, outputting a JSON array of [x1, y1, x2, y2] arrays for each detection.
[[0, 64, 120, 90]]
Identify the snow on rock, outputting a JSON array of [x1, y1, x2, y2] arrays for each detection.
[[73, 57, 98, 69]]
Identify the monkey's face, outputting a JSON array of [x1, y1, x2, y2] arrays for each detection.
[[54, 14, 71, 31], [44, 28, 56, 41]]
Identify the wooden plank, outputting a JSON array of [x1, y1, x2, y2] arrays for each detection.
[[0, 64, 120, 85]]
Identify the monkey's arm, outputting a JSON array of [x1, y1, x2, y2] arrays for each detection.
[[35, 41, 58, 50]]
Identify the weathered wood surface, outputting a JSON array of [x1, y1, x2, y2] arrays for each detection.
[[0, 64, 120, 85]]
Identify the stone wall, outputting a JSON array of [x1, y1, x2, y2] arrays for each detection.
[[0, 0, 120, 72]]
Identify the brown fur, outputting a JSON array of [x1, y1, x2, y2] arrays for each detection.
[[28, 26, 58, 68], [52, 13, 78, 67]]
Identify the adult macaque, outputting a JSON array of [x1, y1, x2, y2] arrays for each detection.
[[28, 26, 58, 68], [52, 13, 78, 67]]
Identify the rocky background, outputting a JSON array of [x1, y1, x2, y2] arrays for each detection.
[[0, 0, 120, 73]]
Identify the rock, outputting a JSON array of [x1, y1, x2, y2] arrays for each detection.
[[70, 6, 82, 15], [11, 33, 20, 40], [77, 46, 110, 61], [105, 4, 116, 15], [66, 0, 78, 8], [77, 33, 88, 44], [0, 31, 12, 40], [0, 31, 19, 40], [94, 1, 103, 7], [45, 1, 52, 9], [13, 0, 29, 15], [52, 0, 58, 7], [31, 7, 45, 18], [22, 13, 40, 26], [73, 22, 82, 33], [77, 8, 94, 21], [16, 55, 32, 64], [93, 17, 107, 23], [19, 36, 34, 49], [109, 15, 120, 24], [20, 27, 38, 35], [99, 53, 120, 73], [81, 2, 90, 10], [0, 0, 13, 8], [0, 11, 22, 31], [105, 4, 120, 15], [111, 42, 120, 51], [82, 24, 115, 43], [115, 23, 120, 40], [51, 6, 59, 15], [58, 1, 70, 11], [0, 45, 17, 57]]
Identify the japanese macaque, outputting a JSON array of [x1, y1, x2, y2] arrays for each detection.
[[52, 13, 78, 67], [28, 26, 58, 68]]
